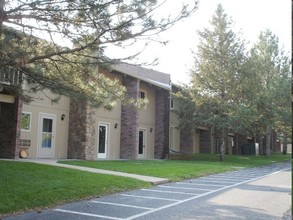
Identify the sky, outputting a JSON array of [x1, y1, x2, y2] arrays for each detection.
[[133, 0, 291, 84]]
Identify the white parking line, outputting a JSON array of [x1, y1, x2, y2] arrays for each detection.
[[217, 175, 259, 180], [125, 167, 290, 220], [121, 194, 181, 202], [236, 173, 261, 176], [141, 189, 199, 196], [53, 165, 290, 220], [90, 201, 153, 210], [158, 185, 211, 191], [216, 174, 259, 178], [202, 177, 247, 182], [54, 209, 123, 220], [194, 179, 237, 184], [177, 182, 221, 187]]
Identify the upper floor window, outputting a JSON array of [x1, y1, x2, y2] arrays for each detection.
[[21, 112, 31, 131], [170, 98, 174, 109], [140, 91, 146, 99], [139, 90, 147, 109]]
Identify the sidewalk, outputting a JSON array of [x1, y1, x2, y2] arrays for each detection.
[[10, 159, 169, 185]]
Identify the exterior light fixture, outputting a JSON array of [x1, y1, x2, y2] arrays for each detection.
[[114, 123, 118, 129], [150, 128, 153, 133], [61, 114, 65, 121]]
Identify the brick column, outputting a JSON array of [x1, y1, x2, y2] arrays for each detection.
[[180, 127, 193, 153], [120, 76, 139, 159], [199, 129, 212, 153], [0, 97, 22, 159], [154, 89, 170, 159], [68, 100, 95, 160]]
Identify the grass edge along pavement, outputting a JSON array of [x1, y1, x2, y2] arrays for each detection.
[[0, 160, 150, 217], [1, 153, 290, 217], [59, 153, 291, 182]]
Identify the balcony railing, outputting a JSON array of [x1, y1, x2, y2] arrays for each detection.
[[0, 67, 22, 85]]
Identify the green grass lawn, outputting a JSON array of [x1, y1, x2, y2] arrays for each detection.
[[0, 161, 149, 216], [59, 153, 291, 182]]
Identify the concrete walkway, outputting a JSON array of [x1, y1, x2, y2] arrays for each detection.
[[4, 159, 169, 185]]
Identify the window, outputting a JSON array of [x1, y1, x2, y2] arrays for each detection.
[[139, 90, 148, 109], [21, 112, 31, 131], [170, 98, 174, 109], [140, 91, 146, 99]]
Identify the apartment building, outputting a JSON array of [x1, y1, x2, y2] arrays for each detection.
[[0, 63, 171, 160]]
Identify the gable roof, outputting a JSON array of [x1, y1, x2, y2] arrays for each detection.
[[111, 63, 171, 90]]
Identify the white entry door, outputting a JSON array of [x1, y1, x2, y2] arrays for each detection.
[[138, 129, 146, 159], [38, 114, 56, 158], [97, 123, 108, 159]]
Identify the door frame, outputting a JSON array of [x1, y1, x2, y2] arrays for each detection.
[[37, 113, 56, 158], [97, 122, 110, 159], [138, 128, 147, 159]]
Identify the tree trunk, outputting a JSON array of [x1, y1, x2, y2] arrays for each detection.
[[265, 127, 272, 157], [219, 129, 226, 161], [282, 133, 288, 155]]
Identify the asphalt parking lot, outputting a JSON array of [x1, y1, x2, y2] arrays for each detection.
[[4, 161, 291, 220]]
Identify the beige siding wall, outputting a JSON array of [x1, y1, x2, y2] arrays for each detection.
[[93, 71, 122, 160], [170, 126, 180, 152], [138, 83, 156, 159], [170, 95, 181, 152], [94, 106, 121, 160], [20, 90, 70, 159], [19, 69, 169, 160]]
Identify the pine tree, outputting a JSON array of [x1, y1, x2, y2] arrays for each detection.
[[247, 29, 291, 157], [190, 4, 246, 161]]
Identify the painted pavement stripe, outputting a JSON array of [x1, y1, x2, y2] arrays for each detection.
[[194, 179, 238, 184], [177, 182, 222, 187], [54, 208, 123, 220], [90, 201, 153, 210], [235, 173, 265, 176], [209, 176, 253, 181], [121, 194, 181, 202], [201, 177, 247, 182], [125, 167, 291, 220], [158, 185, 211, 191], [141, 189, 199, 196], [215, 175, 260, 179]]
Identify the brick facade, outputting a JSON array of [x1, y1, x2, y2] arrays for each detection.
[[68, 99, 96, 160], [3, 64, 173, 161], [120, 76, 139, 159], [0, 98, 22, 159], [154, 88, 169, 159]]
